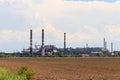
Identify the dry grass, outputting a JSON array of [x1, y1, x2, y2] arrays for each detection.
[[0, 57, 120, 80]]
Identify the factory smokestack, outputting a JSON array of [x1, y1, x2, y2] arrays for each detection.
[[30, 29, 33, 56], [64, 32, 66, 50], [104, 38, 107, 49], [86, 43, 88, 48], [111, 42, 113, 52], [105, 42, 107, 49], [104, 38, 105, 48], [41, 29, 45, 56]]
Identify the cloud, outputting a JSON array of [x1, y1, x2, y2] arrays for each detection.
[[0, 22, 101, 45], [105, 25, 120, 41], [0, 30, 29, 43], [64, 0, 117, 3], [0, 0, 120, 51], [107, 25, 120, 34]]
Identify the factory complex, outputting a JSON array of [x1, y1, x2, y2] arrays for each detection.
[[20, 28, 120, 57]]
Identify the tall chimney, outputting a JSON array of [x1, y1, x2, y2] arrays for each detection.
[[30, 29, 33, 56], [41, 29, 45, 56], [64, 32, 66, 50], [86, 43, 88, 48], [103, 38, 107, 49], [105, 42, 107, 49], [111, 42, 113, 52], [104, 38, 105, 49]]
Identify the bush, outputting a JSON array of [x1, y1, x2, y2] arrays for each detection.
[[0, 68, 26, 80], [18, 66, 35, 80]]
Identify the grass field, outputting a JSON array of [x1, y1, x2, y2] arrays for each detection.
[[0, 57, 120, 80]]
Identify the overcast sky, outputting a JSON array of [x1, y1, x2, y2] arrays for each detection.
[[0, 0, 120, 52]]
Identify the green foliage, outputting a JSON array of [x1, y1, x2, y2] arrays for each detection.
[[52, 52, 82, 57], [0, 54, 6, 57], [99, 52, 105, 57], [0, 53, 12, 58], [18, 66, 35, 80], [0, 68, 26, 80]]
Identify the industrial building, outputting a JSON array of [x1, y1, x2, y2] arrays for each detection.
[[21, 29, 112, 57], [21, 29, 57, 56], [22, 45, 57, 56]]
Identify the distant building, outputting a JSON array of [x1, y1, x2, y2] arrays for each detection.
[[22, 45, 57, 56], [82, 53, 89, 57]]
